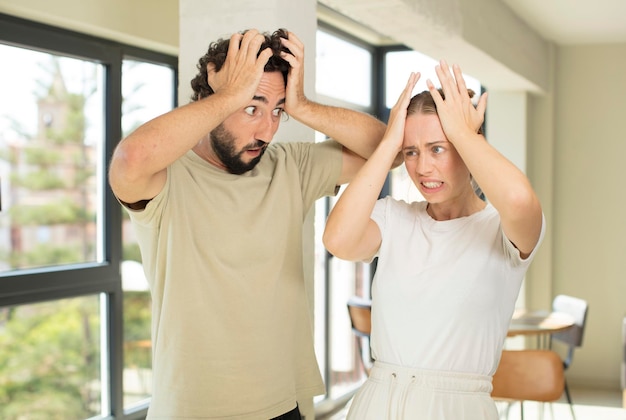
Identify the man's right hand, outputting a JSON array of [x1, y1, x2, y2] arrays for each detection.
[[207, 29, 273, 106]]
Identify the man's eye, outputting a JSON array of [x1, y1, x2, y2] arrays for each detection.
[[244, 106, 256, 116], [272, 108, 284, 117]]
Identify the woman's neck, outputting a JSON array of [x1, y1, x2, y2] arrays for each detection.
[[426, 191, 486, 221]]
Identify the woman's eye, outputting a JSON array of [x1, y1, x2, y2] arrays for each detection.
[[432, 146, 444, 154], [404, 150, 417, 158], [244, 106, 257, 116]]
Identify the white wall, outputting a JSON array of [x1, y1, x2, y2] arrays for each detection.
[[551, 43, 626, 388], [486, 92, 528, 172]]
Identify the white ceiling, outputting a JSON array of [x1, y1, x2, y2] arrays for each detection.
[[318, 0, 625, 91], [501, 0, 626, 45], [320, 1, 626, 46]]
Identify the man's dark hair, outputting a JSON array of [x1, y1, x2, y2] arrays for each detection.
[[190, 28, 291, 102]]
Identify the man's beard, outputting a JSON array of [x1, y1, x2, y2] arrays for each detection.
[[210, 124, 267, 174]]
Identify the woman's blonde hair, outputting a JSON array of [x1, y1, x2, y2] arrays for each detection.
[[407, 88, 483, 135]]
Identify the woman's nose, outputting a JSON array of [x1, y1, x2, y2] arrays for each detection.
[[416, 153, 432, 174]]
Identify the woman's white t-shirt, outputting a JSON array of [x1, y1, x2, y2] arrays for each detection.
[[369, 198, 545, 376]]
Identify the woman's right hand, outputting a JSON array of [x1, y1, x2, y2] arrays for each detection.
[[383, 72, 420, 153]]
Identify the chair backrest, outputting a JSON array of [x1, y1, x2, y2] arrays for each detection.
[[551, 294, 589, 348], [347, 296, 372, 337], [492, 350, 565, 402], [347, 296, 373, 373]]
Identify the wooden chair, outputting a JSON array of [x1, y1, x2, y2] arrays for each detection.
[[492, 350, 565, 419], [346, 296, 373, 374]]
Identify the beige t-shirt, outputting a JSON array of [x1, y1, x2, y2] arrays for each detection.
[[127, 140, 342, 419]]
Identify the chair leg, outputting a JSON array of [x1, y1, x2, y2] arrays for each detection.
[[520, 400, 524, 420], [498, 401, 512, 419], [503, 402, 511, 419], [494, 401, 507, 419], [563, 378, 573, 404], [563, 379, 576, 420]]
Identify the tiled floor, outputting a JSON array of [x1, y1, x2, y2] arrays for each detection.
[[319, 386, 626, 419]]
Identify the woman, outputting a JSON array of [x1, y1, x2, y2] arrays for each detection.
[[323, 61, 544, 419]]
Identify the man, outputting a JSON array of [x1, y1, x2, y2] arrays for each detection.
[[108, 28, 386, 419]]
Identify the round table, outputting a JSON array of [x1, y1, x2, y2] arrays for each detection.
[[507, 309, 576, 348], [508, 310, 576, 337]]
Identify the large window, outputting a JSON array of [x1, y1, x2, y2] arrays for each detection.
[[0, 14, 176, 419], [313, 26, 376, 408]]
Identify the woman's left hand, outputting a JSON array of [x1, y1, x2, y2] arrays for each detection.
[[427, 60, 488, 143]]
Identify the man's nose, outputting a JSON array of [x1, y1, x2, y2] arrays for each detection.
[[256, 113, 279, 143]]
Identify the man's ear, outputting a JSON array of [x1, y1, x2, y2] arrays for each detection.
[[206, 63, 216, 91]]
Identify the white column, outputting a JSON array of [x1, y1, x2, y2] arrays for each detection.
[[485, 91, 528, 174]]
